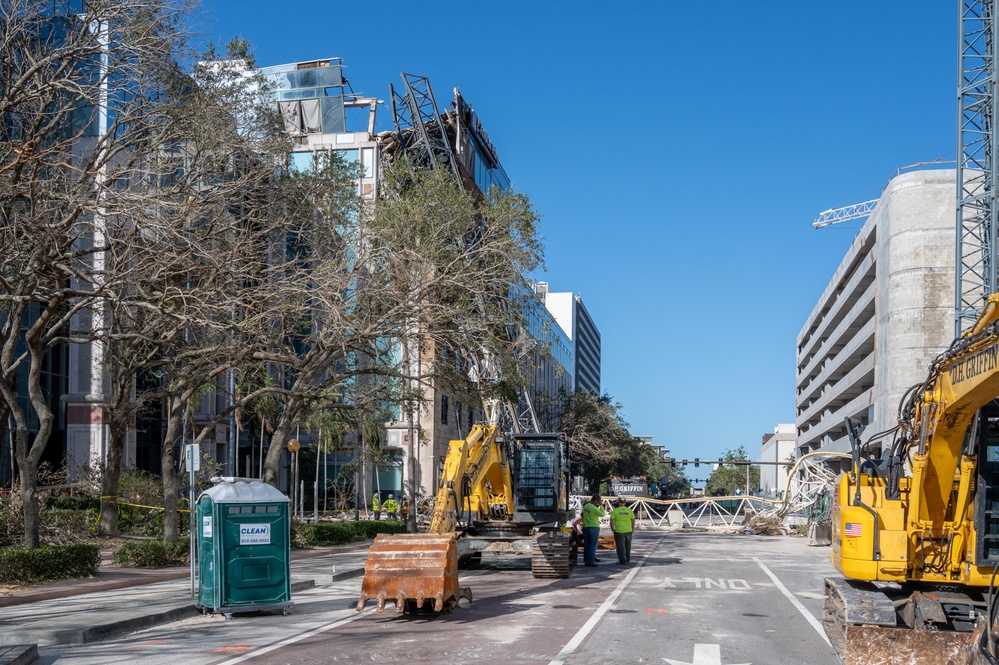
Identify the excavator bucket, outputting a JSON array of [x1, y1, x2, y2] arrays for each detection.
[[356, 533, 471, 614]]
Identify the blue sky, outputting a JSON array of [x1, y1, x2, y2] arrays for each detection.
[[199, 1, 956, 466]]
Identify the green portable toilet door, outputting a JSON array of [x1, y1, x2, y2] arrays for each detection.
[[221, 504, 290, 606], [196, 496, 217, 610]]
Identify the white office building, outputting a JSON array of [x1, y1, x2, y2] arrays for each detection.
[[536, 283, 601, 395], [760, 424, 796, 498]]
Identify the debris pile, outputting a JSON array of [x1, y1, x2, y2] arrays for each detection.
[[742, 514, 794, 536]]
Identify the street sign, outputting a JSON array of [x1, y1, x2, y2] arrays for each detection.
[[185, 443, 200, 473], [609, 477, 648, 498]]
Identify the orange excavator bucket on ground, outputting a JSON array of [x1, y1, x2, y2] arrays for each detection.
[[356, 533, 472, 614]]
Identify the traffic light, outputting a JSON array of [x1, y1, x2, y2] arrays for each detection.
[[694, 458, 700, 467], [670, 459, 676, 468]]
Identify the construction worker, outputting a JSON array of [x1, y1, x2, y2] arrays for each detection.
[[582, 493, 605, 567], [610, 496, 636, 565], [384, 493, 399, 520], [401, 497, 410, 522], [371, 492, 380, 520]]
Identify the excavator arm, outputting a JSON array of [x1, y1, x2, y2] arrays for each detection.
[[428, 423, 513, 534]]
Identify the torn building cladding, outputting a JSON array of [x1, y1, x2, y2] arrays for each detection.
[[263, 59, 348, 136], [380, 86, 510, 197], [257, 60, 509, 201]]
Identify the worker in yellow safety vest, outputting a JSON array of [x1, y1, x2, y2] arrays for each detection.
[[610, 496, 636, 566], [384, 494, 398, 520], [371, 493, 380, 520], [582, 493, 606, 567]]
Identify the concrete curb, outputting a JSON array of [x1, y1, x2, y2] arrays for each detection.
[[0, 579, 320, 647], [0, 644, 38, 665], [326, 567, 365, 583], [0, 542, 371, 609]]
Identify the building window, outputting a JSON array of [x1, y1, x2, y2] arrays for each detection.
[[441, 395, 449, 425], [361, 147, 374, 178], [289, 151, 313, 174]]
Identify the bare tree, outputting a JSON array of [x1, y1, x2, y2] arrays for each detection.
[[0, 0, 197, 547]]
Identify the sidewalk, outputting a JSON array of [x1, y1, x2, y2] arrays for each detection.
[[0, 542, 372, 665]]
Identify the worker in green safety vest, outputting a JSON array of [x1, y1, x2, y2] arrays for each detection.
[[372, 493, 380, 520]]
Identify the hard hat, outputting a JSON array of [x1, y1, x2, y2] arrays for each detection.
[[388, 493, 394, 498]]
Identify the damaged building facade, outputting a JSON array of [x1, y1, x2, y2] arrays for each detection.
[[260, 61, 574, 500]]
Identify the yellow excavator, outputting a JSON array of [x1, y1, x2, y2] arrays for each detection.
[[824, 294, 999, 664], [356, 420, 574, 614]]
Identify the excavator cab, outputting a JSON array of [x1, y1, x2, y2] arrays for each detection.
[[512, 433, 570, 525]]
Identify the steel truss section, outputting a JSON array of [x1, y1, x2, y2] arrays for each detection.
[[812, 200, 878, 229], [957, 0, 999, 334], [389, 73, 462, 186]]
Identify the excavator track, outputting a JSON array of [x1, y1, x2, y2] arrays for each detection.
[[531, 531, 574, 579], [822, 576, 973, 664]]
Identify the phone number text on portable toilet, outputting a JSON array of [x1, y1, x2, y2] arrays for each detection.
[[239, 524, 271, 545]]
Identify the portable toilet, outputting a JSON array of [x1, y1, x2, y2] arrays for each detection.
[[196, 478, 291, 618]]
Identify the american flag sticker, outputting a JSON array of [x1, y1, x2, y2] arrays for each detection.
[[844, 522, 862, 537]]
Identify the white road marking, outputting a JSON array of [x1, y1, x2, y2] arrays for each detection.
[[661, 577, 751, 590], [547, 537, 664, 665], [212, 567, 491, 663], [663, 643, 751, 665], [212, 610, 368, 664], [753, 557, 831, 646]]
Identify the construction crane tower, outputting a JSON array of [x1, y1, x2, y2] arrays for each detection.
[[956, 0, 998, 334]]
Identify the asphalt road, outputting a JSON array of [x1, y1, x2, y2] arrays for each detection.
[[35, 531, 840, 665]]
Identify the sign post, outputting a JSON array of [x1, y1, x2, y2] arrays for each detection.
[[186, 443, 200, 597]]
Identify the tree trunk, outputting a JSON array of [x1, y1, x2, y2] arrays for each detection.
[[21, 339, 56, 548], [161, 401, 183, 544], [98, 414, 127, 536], [21, 469, 40, 548], [0, 381, 35, 546], [262, 418, 293, 488]]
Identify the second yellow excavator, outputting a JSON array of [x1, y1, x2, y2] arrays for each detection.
[[356, 421, 574, 614], [824, 294, 999, 663]]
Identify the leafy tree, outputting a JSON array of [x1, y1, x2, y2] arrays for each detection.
[[705, 446, 759, 497], [556, 391, 639, 491], [642, 450, 690, 499]]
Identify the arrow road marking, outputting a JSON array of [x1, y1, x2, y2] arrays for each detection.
[[663, 643, 751, 665]]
